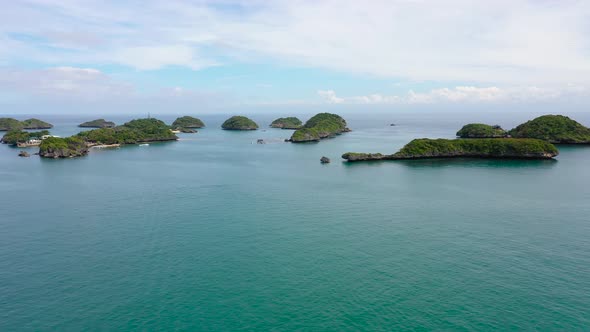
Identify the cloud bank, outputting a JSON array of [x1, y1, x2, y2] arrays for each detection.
[[0, 0, 589, 109], [1, 0, 588, 85], [318, 86, 588, 104]]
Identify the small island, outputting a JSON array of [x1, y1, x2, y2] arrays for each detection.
[[0, 117, 53, 131], [39, 118, 178, 158], [290, 113, 350, 143], [79, 119, 116, 128], [221, 116, 258, 130], [270, 117, 302, 129], [39, 137, 88, 158], [509, 115, 590, 144], [1, 130, 50, 146], [172, 116, 205, 129], [0, 118, 23, 131], [21, 118, 53, 129], [456, 123, 507, 138], [342, 138, 558, 161]]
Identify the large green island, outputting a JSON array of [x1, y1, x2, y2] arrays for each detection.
[[342, 138, 558, 161], [290, 113, 350, 143], [39, 137, 89, 158], [1, 130, 50, 145], [221, 116, 258, 130], [39, 118, 178, 158], [0, 118, 53, 131], [509, 115, 590, 144]]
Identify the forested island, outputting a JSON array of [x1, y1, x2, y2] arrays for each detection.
[[79, 119, 116, 128], [343, 138, 558, 161], [509, 115, 590, 144], [0, 118, 53, 131], [39, 137, 88, 158], [172, 116, 205, 129], [270, 117, 302, 129], [39, 118, 178, 158], [290, 113, 350, 142], [1, 130, 50, 145], [456, 124, 507, 138], [5, 112, 586, 162], [221, 116, 258, 130]]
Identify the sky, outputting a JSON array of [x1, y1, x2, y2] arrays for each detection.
[[1, 0, 589, 114]]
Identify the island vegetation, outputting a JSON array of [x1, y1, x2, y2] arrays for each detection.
[[342, 138, 558, 161], [79, 119, 116, 128], [456, 123, 507, 138], [21, 118, 53, 129], [270, 117, 302, 129], [77, 118, 178, 145], [0, 118, 23, 131], [0, 118, 53, 131], [172, 116, 205, 129], [509, 115, 590, 144], [290, 113, 350, 142], [221, 116, 258, 130], [1, 130, 50, 145], [39, 137, 88, 158], [37, 118, 177, 158]]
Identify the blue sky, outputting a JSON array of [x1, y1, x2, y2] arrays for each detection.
[[1, 0, 589, 114]]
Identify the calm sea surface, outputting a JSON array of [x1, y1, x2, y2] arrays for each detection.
[[1, 111, 589, 330]]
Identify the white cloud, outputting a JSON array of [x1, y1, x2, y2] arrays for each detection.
[[111, 45, 217, 71], [317, 90, 344, 104], [0, 67, 134, 100], [0, 0, 588, 84], [0, 66, 239, 111], [318, 86, 589, 104]]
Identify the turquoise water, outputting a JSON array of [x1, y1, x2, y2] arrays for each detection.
[[1, 111, 590, 330]]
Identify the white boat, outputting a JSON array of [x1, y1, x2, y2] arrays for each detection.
[[139, 143, 149, 147]]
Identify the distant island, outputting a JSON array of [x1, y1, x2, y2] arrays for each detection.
[[456, 123, 507, 138], [509, 115, 590, 144], [0, 118, 53, 131], [270, 117, 302, 129], [290, 113, 350, 143], [343, 138, 558, 161], [172, 116, 205, 129], [39, 118, 178, 158], [79, 119, 116, 128], [0, 118, 24, 131], [221, 116, 258, 130]]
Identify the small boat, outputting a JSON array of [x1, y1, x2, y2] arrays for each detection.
[[139, 143, 149, 147]]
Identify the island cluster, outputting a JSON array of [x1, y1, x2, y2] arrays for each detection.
[[342, 114, 590, 161], [2, 113, 588, 161]]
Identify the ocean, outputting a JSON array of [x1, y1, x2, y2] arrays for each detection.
[[1, 110, 589, 330]]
